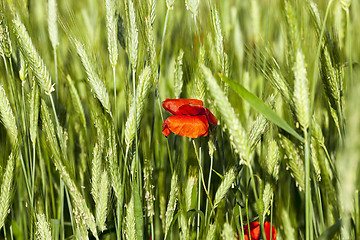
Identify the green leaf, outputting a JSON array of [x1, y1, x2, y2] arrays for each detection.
[[133, 180, 144, 240], [220, 75, 304, 142], [318, 219, 342, 240]]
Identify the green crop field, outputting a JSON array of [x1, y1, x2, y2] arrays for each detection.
[[0, 0, 359, 239]]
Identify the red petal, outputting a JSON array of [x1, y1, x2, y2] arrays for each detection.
[[205, 108, 217, 125], [162, 99, 203, 115], [243, 222, 260, 240], [178, 104, 206, 116], [264, 222, 277, 240], [162, 121, 171, 137], [162, 115, 209, 138]]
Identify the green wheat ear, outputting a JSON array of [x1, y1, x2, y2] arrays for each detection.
[[174, 49, 184, 98], [41, 100, 98, 238], [0, 148, 16, 230], [0, 85, 18, 144], [35, 213, 52, 240], [206, 223, 217, 240], [29, 80, 40, 145], [202, 65, 250, 162], [124, 66, 151, 148], [126, 0, 138, 70], [214, 167, 236, 208], [13, 17, 54, 95], [48, 0, 59, 49], [0, 10, 12, 58], [222, 222, 236, 240], [105, 0, 118, 67], [96, 171, 109, 232], [293, 50, 310, 131], [74, 39, 111, 114], [125, 193, 136, 240], [164, 172, 179, 239]]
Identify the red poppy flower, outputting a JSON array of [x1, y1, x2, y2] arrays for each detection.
[[241, 221, 276, 240], [162, 99, 217, 138]]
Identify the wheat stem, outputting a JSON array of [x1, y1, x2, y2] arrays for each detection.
[[205, 153, 214, 222], [193, 140, 214, 209], [113, 66, 117, 126]]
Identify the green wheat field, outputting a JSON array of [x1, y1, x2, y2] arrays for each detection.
[[0, 0, 359, 239]]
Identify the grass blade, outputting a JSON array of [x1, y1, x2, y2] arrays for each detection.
[[221, 75, 304, 142]]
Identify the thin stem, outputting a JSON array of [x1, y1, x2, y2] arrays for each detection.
[[54, 47, 58, 108], [239, 204, 245, 240], [49, 94, 65, 155], [346, 9, 352, 87], [159, 9, 170, 70], [197, 144, 201, 240], [246, 164, 266, 239], [310, 0, 334, 118], [192, 140, 214, 209], [262, 0, 271, 72], [113, 65, 117, 127], [119, 145, 130, 239], [19, 151, 32, 205], [31, 143, 36, 211], [60, 181, 65, 240], [205, 153, 214, 221], [151, 219, 154, 240], [304, 130, 313, 240], [355, 190, 360, 239]]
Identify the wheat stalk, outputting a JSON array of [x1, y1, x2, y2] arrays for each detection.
[[19, 53, 28, 83], [48, 0, 59, 49], [125, 194, 137, 240], [41, 100, 98, 238], [124, 66, 151, 147], [147, 0, 157, 24], [194, 45, 206, 101], [0, 85, 18, 144], [202, 65, 250, 161], [166, 0, 175, 10], [65, 75, 87, 130], [74, 38, 111, 114], [35, 213, 52, 240], [184, 174, 197, 211], [105, 0, 118, 67], [185, 0, 199, 19], [174, 49, 184, 98], [13, 17, 54, 95], [143, 158, 155, 219], [91, 142, 103, 204], [29, 80, 40, 145], [280, 136, 305, 191], [207, 223, 217, 240], [293, 50, 310, 130], [0, 11, 12, 58], [96, 171, 109, 232], [164, 172, 178, 238], [211, 8, 226, 76], [0, 149, 16, 230], [222, 223, 236, 240], [214, 168, 236, 208], [126, 0, 138, 70]]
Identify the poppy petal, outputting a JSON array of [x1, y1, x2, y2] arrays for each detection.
[[264, 222, 277, 240], [162, 121, 171, 137], [162, 115, 209, 138], [249, 222, 260, 239], [163, 99, 203, 115], [178, 104, 206, 116], [205, 108, 218, 125], [243, 222, 260, 240]]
